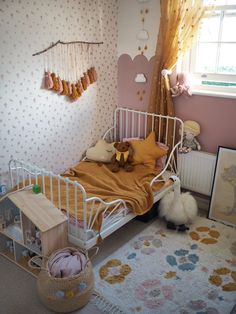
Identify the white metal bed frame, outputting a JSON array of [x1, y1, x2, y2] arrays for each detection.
[[9, 107, 183, 250]]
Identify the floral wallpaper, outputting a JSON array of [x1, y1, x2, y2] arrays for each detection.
[[0, 0, 118, 188]]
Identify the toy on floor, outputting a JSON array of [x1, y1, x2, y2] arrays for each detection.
[[111, 142, 134, 172], [159, 175, 198, 232], [179, 120, 201, 153]]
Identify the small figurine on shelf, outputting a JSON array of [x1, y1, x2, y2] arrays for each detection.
[[0, 214, 6, 229], [179, 120, 201, 154], [25, 227, 42, 251], [22, 249, 30, 261], [13, 215, 21, 226], [35, 227, 41, 249], [4, 208, 12, 222], [25, 230, 35, 245], [6, 240, 14, 253]]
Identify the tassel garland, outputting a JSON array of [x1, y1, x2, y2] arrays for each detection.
[[57, 76, 63, 94], [51, 73, 59, 91], [70, 84, 80, 101], [43, 42, 98, 102], [61, 80, 69, 96], [44, 71, 53, 89], [67, 81, 72, 96], [76, 80, 84, 96], [44, 67, 98, 101]]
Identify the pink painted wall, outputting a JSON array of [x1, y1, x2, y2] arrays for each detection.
[[174, 95, 236, 154], [118, 53, 236, 154], [118, 54, 154, 111]]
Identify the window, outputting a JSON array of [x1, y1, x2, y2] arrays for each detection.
[[188, 0, 236, 97]]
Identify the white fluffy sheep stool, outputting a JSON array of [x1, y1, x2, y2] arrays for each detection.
[[159, 175, 198, 232]]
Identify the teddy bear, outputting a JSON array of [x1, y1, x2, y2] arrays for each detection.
[[111, 142, 134, 172], [179, 120, 201, 153]]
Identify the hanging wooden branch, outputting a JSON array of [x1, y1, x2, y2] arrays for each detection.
[[32, 40, 103, 56]]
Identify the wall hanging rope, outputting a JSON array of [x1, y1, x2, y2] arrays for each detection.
[[33, 40, 103, 102], [32, 40, 103, 57]]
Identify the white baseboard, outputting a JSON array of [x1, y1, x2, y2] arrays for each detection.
[[194, 195, 210, 212]]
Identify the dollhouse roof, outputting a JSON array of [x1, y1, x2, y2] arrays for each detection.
[[9, 190, 67, 232]]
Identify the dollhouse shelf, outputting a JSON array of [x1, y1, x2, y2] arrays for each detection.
[[0, 190, 68, 277]]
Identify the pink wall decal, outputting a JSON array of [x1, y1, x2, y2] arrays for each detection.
[[118, 54, 155, 111]]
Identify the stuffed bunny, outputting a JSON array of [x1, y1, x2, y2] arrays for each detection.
[[171, 72, 192, 97]]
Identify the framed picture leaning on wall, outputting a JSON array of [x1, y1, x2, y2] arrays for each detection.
[[208, 146, 236, 228]]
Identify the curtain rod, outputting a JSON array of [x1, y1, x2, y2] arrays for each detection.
[[32, 40, 104, 56]]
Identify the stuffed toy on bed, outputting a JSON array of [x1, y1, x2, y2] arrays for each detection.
[[86, 139, 116, 163], [179, 120, 201, 154], [111, 142, 134, 172]]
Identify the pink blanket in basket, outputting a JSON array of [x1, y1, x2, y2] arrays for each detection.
[[48, 248, 87, 278]]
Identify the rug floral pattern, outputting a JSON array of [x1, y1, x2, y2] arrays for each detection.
[[94, 216, 236, 314]]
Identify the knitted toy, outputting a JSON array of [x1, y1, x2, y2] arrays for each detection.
[[171, 72, 192, 97], [111, 142, 134, 172], [159, 176, 198, 232], [86, 139, 116, 163], [179, 120, 201, 153]]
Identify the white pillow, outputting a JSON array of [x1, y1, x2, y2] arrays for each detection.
[[86, 139, 116, 163]]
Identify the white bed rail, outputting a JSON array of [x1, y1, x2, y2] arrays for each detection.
[[8, 159, 128, 249], [104, 107, 183, 144], [104, 107, 184, 182]]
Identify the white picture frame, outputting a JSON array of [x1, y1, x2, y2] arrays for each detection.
[[208, 146, 236, 228]]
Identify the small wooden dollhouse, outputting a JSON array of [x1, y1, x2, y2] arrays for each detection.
[[0, 190, 68, 277]]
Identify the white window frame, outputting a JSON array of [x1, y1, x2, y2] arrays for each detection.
[[187, 4, 236, 98]]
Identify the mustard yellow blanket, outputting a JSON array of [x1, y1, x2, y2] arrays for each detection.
[[31, 161, 163, 230]]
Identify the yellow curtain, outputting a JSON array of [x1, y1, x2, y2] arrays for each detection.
[[148, 0, 206, 147]]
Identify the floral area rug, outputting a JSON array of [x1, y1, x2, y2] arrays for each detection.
[[92, 216, 236, 314]]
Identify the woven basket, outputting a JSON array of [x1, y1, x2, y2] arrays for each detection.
[[37, 247, 94, 313]]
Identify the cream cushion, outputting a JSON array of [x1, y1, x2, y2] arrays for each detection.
[[86, 139, 116, 163]]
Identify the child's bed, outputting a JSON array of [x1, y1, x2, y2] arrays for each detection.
[[8, 107, 184, 249]]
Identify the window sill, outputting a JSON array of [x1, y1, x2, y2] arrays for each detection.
[[192, 89, 236, 99]]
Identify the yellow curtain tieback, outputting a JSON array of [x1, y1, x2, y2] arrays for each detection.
[[161, 69, 172, 76]]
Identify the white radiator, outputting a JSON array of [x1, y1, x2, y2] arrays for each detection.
[[177, 151, 216, 196]]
